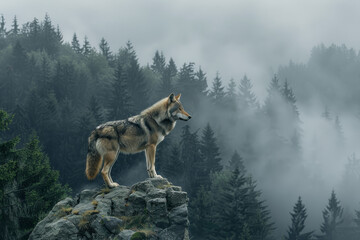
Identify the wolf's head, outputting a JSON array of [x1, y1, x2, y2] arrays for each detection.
[[167, 93, 192, 121]]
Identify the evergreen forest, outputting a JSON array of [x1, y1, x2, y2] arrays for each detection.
[[1, 14, 360, 240]]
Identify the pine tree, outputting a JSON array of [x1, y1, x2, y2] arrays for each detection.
[[29, 18, 41, 49], [199, 123, 222, 189], [10, 16, 19, 36], [151, 50, 166, 75], [285, 196, 313, 240], [227, 78, 237, 98], [317, 190, 343, 240], [229, 150, 245, 172], [88, 95, 103, 125], [195, 67, 208, 96], [209, 72, 225, 105], [41, 14, 59, 55], [0, 15, 6, 38], [175, 63, 196, 101], [53, 60, 76, 102], [82, 36, 91, 56], [99, 37, 112, 61], [161, 143, 183, 183], [215, 167, 247, 239], [126, 54, 148, 112], [189, 186, 213, 238], [167, 58, 177, 79], [71, 33, 82, 54], [239, 75, 258, 109], [0, 110, 69, 240], [55, 25, 63, 44], [12, 40, 28, 73], [282, 79, 299, 117], [225, 78, 237, 110], [108, 63, 133, 120], [157, 58, 177, 98], [244, 177, 274, 239], [180, 125, 203, 197], [118, 40, 136, 67]]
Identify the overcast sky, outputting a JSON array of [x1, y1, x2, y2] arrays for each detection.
[[2, 0, 360, 99]]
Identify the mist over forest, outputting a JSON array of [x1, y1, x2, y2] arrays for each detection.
[[1, 14, 360, 240]]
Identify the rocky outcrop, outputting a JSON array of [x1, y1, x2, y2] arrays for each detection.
[[29, 178, 189, 240]]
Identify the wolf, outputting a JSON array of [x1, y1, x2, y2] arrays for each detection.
[[85, 93, 191, 188]]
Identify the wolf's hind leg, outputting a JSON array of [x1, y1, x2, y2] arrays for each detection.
[[145, 145, 162, 178], [101, 151, 119, 188], [108, 150, 119, 184]]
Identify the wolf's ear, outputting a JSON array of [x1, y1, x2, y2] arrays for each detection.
[[175, 93, 181, 101], [168, 93, 175, 104]]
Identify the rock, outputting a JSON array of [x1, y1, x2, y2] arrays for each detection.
[[78, 189, 98, 203], [115, 229, 135, 240], [29, 218, 78, 240], [30, 178, 189, 240], [103, 216, 123, 234], [159, 225, 189, 240], [169, 204, 188, 226], [147, 198, 169, 228], [167, 189, 187, 208], [94, 196, 112, 215]]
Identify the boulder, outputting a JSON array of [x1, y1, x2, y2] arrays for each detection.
[[29, 178, 189, 240]]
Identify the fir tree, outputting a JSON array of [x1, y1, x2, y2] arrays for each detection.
[[0, 15, 6, 38], [214, 167, 247, 239], [227, 78, 237, 98], [285, 196, 313, 240], [12, 40, 28, 73], [229, 150, 245, 172], [225, 78, 237, 110], [157, 59, 176, 99], [282, 79, 299, 117], [317, 190, 343, 240], [55, 25, 63, 44], [41, 14, 59, 55], [10, 16, 19, 36], [151, 50, 166, 75], [71, 33, 81, 54], [82, 36, 91, 56], [108, 63, 133, 119], [189, 186, 213, 238], [195, 67, 208, 96], [200, 123, 222, 187], [160, 142, 183, 183], [126, 54, 148, 112], [209, 72, 225, 105], [0, 110, 69, 239], [167, 58, 177, 79], [180, 125, 203, 196], [99, 37, 112, 61], [88, 95, 103, 125], [239, 75, 258, 109], [29, 18, 41, 49]]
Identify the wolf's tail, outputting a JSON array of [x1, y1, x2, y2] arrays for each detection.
[[85, 130, 102, 180]]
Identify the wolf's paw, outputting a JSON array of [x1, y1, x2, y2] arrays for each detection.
[[154, 174, 163, 178], [108, 182, 120, 188]]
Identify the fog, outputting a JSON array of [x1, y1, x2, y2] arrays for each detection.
[[2, 0, 360, 238], [4, 0, 360, 99]]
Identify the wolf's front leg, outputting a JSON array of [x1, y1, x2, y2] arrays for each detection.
[[145, 145, 162, 178]]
